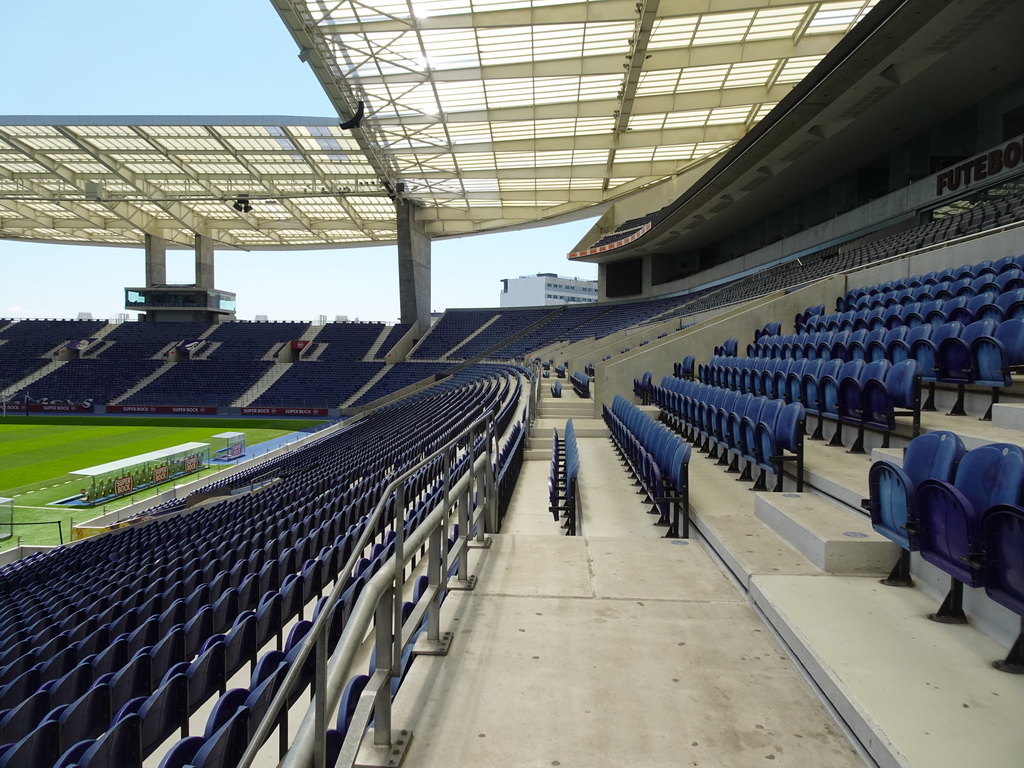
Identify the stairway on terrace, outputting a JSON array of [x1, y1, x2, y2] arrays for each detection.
[[383, 382, 866, 768]]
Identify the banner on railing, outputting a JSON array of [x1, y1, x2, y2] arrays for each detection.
[[240, 406, 329, 416], [107, 405, 218, 415]]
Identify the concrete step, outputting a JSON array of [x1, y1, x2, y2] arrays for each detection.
[[991, 401, 1024, 431], [749, 573, 1024, 768], [530, 425, 609, 440], [540, 401, 595, 417], [801, 440, 871, 510], [753, 491, 897, 576]]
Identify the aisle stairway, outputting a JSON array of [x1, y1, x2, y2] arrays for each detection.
[[382, 382, 867, 767]]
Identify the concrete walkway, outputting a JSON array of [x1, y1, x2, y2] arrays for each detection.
[[391, 415, 864, 767]]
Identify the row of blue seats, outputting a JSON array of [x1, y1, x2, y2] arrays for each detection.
[[695, 354, 920, 452], [0, 369, 525, 766], [750, 316, 1024, 420], [603, 395, 690, 537], [0, 511, 373, 757], [838, 254, 1024, 311], [837, 271, 1024, 313], [795, 288, 1024, 336], [672, 356, 696, 380], [651, 378, 804, 493], [548, 420, 579, 535], [752, 314, 1022, 363], [569, 371, 590, 398], [152, 532, 417, 768], [868, 434, 1024, 673]]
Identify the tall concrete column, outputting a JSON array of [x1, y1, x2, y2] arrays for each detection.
[[396, 198, 431, 331], [194, 234, 215, 289], [145, 233, 167, 287]]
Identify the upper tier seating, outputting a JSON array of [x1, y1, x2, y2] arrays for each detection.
[[95, 322, 212, 360], [307, 322, 385, 361], [373, 324, 411, 360], [604, 394, 691, 538], [0, 319, 106, 360], [410, 310, 500, 360], [449, 309, 554, 360], [204, 322, 310, 361]]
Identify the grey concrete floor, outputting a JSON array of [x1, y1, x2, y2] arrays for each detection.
[[389, 423, 865, 767]]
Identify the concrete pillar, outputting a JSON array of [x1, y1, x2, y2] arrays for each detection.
[[195, 234, 214, 289], [396, 198, 431, 331], [145, 233, 167, 287]]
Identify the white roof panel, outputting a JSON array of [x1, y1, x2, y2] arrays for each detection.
[[0, 0, 877, 248]]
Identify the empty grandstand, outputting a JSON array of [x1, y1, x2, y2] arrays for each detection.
[[2, 1, 1024, 768]]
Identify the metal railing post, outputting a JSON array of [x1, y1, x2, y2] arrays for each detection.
[[260, 409, 498, 768], [392, 479, 406, 673], [373, 585, 395, 747], [428, 523, 443, 643], [455, 479, 471, 585], [313, 631, 328, 768]]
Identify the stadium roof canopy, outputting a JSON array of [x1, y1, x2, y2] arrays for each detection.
[[0, 0, 877, 250]]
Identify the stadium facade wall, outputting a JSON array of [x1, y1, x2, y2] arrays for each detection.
[[613, 134, 1024, 303]]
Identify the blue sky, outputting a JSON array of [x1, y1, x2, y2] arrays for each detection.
[[0, 1, 598, 322]]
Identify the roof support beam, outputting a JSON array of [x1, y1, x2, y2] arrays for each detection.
[[272, 0, 402, 191]]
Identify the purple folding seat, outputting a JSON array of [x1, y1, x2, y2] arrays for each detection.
[[868, 431, 966, 586], [934, 318, 997, 415], [915, 443, 1024, 623], [980, 504, 1024, 672]]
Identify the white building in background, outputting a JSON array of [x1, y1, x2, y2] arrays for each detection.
[[499, 273, 598, 308]]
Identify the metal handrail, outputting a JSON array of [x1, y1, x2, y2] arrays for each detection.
[[238, 406, 499, 768]]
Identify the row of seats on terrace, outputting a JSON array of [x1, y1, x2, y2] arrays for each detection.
[[604, 395, 691, 538], [651, 374, 807, 492], [547, 420, 580, 535], [696, 354, 920, 452], [797, 289, 1024, 335], [837, 253, 1024, 312], [0, 368, 524, 767], [756, 320, 1024, 412], [868, 434, 1024, 672]]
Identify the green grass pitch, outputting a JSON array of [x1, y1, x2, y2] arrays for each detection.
[[0, 415, 325, 549]]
